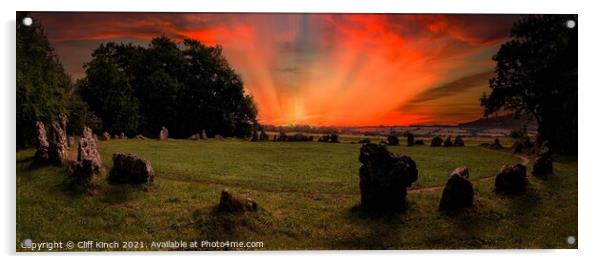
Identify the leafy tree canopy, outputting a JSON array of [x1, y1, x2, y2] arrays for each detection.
[[78, 36, 258, 138], [16, 12, 72, 147], [481, 15, 577, 154]]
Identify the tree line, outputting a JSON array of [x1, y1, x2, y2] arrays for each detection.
[[16, 12, 258, 147]]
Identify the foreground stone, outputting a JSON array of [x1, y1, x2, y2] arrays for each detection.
[[48, 121, 68, 164], [494, 164, 528, 194], [431, 136, 443, 147], [439, 166, 474, 211], [108, 153, 154, 184], [159, 126, 169, 141], [69, 126, 102, 180], [358, 143, 418, 211], [217, 189, 258, 213], [33, 121, 50, 165], [533, 140, 553, 177]]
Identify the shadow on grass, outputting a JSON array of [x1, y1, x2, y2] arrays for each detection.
[[98, 184, 149, 205], [192, 207, 274, 250], [330, 203, 407, 249]]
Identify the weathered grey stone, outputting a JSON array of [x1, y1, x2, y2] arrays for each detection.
[[135, 134, 147, 140], [259, 130, 269, 141], [108, 153, 154, 184], [387, 135, 400, 146], [217, 189, 258, 213], [453, 136, 465, 147], [443, 136, 453, 147], [159, 126, 169, 141], [494, 164, 528, 194], [532, 140, 553, 177], [406, 133, 415, 146], [48, 121, 67, 164], [101, 132, 111, 141], [251, 130, 259, 141], [69, 126, 102, 180], [33, 121, 50, 165], [439, 166, 474, 211], [431, 136, 443, 147], [119, 132, 126, 139], [358, 143, 418, 211]]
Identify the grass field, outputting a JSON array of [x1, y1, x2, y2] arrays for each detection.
[[16, 138, 577, 250]]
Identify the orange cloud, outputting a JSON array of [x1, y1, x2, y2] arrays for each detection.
[[31, 12, 519, 126]]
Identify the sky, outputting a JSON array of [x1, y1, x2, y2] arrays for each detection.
[[31, 12, 520, 126]]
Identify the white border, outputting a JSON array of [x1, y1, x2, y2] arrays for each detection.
[[1, 0, 601, 263]]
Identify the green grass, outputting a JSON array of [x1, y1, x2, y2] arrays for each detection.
[[16, 138, 577, 250]]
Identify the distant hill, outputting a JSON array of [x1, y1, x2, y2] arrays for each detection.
[[458, 114, 537, 130]]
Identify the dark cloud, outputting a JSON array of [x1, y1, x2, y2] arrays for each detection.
[[406, 71, 494, 104]]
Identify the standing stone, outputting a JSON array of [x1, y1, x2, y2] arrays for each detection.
[[159, 126, 169, 141], [48, 121, 68, 165], [532, 140, 553, 177], [329, 133, 340, 143], [217, 189, 258, 213], [431, 136, 443, 147], [251, 130, 259, 141], [453, 136, 465, 147], [58, 113, 69, 146], [443, 136, 453, 147], [406, 133, 415, 146], [58, 113, 68, 134], [490, 138, 503, 149], [108, 153, 154, 184], [69, 126, 102, 180], [494, 164, 528, 194], [358, 143, 418, 211], [259, 130, 269, 141], [387, 135, 400, 146], [119, 132, 126, 139], [33, 121, 50, 165], [101, 132, 111, 141], [201, 130, 208, 140], [439, 166, 474, 211]]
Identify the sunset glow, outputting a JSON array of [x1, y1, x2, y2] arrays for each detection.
[[32, 13, 520, 126]]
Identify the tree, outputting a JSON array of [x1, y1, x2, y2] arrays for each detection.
[[78, 43, 140, 135], [16, 12, 71, 147], [78, 37, 257, 138], [481, 15, 577, 154]]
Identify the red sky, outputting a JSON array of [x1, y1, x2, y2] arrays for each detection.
[[31, 12, 520, 126]]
